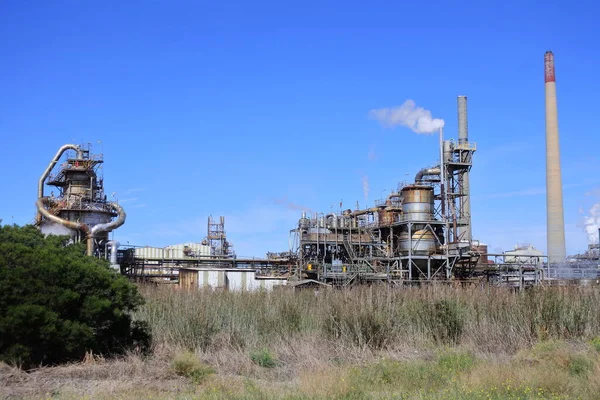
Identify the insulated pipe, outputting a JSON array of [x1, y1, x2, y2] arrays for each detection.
[[37, 144, 82, 223], [36, 197, 126, 256], [415, 166, 441, 183], [545, 51, 566, 263], [90, 202, 127, 237], [106, 240, 120, 267]]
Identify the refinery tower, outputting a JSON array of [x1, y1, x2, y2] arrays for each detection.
[[36, 144, 125, 260]]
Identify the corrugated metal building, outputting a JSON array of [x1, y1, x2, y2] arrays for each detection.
[[504, 244, 543, 265], [179, 268, 287, 291], [134, 243, 211, 260]]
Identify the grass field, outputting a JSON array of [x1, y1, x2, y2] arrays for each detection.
[[3, 284, 600, 399]]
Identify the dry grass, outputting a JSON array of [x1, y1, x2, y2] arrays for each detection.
[[3, 285, 600, 399]]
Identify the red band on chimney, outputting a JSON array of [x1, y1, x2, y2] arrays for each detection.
[[545, 51, 555, 83]]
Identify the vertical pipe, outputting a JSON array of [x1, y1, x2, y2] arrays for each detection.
[[544, 51, 566, 263], [439, 128, 447, 244], [457, 96, 468, 143], [457, 96, 472, 242]]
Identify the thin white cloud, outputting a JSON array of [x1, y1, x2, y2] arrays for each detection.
[[368, 145, 378, 161], [118, 197, 139, 204], [479, 182, 594, 200], [123, 187, 147, 195], [478, 187, 546, 200]]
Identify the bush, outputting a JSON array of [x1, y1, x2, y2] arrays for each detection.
[[589, 337, 600, 353], [429, 299, 464, 345], [0, 225, 150, 368], [568, 355, 593, 377], [172, 351, 214, 384], [437, 351, 475, 373], [250, 348, 277, 368]]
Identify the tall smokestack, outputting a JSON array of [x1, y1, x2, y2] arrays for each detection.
[[457, 96, 472, 242], [545, 51, 566, 263]]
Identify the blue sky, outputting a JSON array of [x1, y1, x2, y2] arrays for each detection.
[[1, 0, 599, 257]]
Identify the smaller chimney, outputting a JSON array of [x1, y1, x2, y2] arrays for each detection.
[[457, 96, 468, 144]]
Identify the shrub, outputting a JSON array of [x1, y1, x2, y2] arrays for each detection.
[[589, 337, 600, 352], [429, 299, 464, 345], [250, 348, 277, 368], [568, 355, 593, 377], [172, 351, 214, 384], [437, 351, 475, 373], [0, 225, 150, 368]]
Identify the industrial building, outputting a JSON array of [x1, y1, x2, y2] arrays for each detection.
[[35, 143, 125, 267], [35, 51, 599, 289], [290, 95, 477, 284]]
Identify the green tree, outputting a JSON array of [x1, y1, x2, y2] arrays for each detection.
[[0, 225, 150, 368]]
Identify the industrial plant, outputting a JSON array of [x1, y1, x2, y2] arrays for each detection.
[[35, 51, 599, 290], [35, 144, 125, 264]]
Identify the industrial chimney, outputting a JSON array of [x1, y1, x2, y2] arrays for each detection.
[[457, 96, 472, 242], [545, 51, 566, 263]]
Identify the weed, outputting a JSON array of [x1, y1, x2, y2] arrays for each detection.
[[438, 351, 475, 373], [589, 337, 600, 352], [430, 299, 464, 345], [250, 348, 277, 368], [171, 351, 215, 384], [568, 355, 593, 377]]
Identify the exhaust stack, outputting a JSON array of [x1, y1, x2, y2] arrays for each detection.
[[545, 51, 566, 263], [457, 96, 472, 242]]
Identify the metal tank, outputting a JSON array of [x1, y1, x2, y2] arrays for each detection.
[[401, 185, 434, 221], [378, 208, 396, 225], [399, 185, 438, 255], [398, 229, 437, 254], [472, 243, 489, 265]]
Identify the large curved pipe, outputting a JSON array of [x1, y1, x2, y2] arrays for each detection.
[[91, 202, 126, 236], [36, 197, 126, 256], [37, 144, 83, 223], [415, 166, 441, 183], [36, 197, 93, 254]]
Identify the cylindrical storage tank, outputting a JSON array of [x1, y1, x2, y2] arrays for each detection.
[[378, 209, 395, 225], [401, 185, 434, 222], [398, 229, 437, 254], [472, 243, 488, 264]]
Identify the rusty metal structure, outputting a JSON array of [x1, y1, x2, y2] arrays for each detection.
[[35, 143, 125, 260], [291, 96, 479, 285], [204, 215, 233, 257]]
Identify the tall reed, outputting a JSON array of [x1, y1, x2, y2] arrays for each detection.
[[136, 285, 600, 355]]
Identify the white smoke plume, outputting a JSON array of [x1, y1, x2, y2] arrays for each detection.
[[273, 196, 311, 212], [583, 203, 600, 244], [42, 223, 73, 237], [369, 99, 445, 134], [361, 175, 369, 202]]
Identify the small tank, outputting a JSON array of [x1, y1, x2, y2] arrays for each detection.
[[401, 185, 434, 222], [472, 243, 488, 264], [378, 209, 395, 225]]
